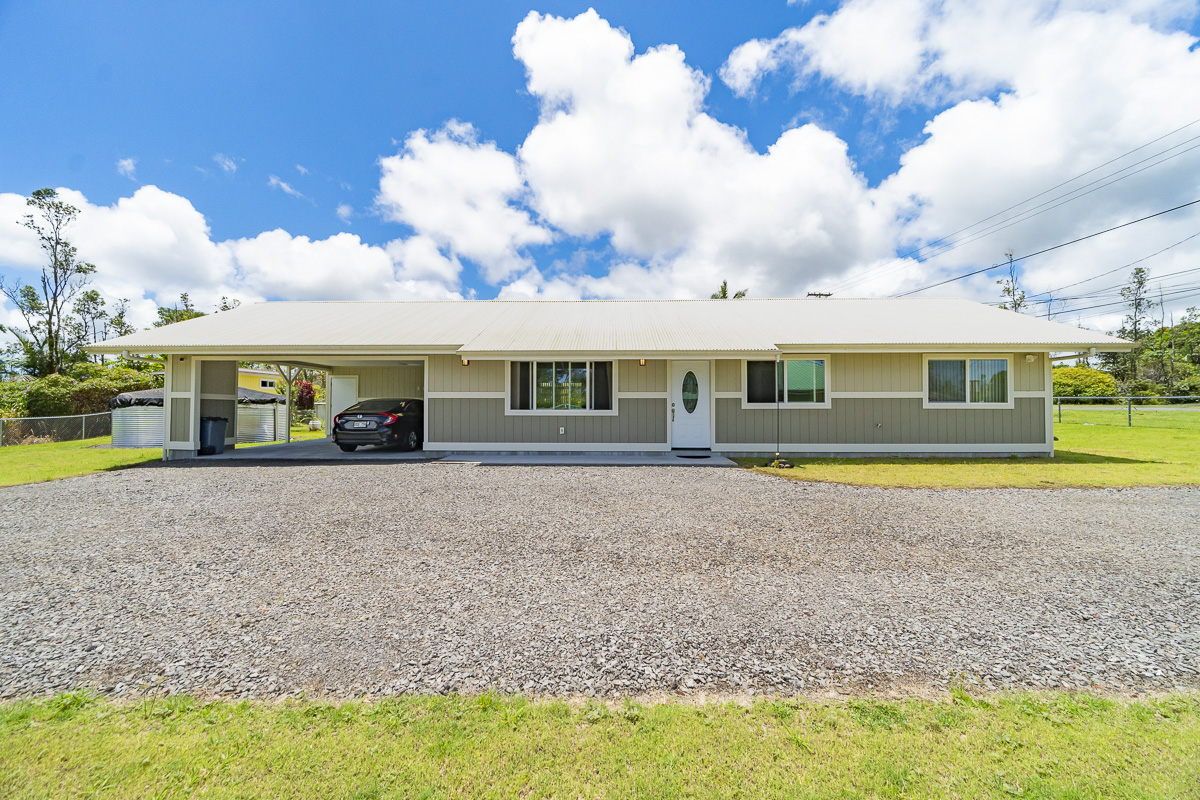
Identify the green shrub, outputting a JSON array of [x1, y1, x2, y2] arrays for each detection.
[[70, 367, 160, 414], [1169, 373, 1200, 400], [1125, 378, 1164, 405], [24, 374, 77, 417], [1052, 366, 1117, 403], [16, 365, 162, 417], [0, 379, 33, 418]]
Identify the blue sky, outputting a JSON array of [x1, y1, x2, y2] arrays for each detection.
[[3, 2, 886, 243], [2, 1, 1199, 331]]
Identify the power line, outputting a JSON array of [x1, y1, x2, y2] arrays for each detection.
[[896, 138, 1200, 265], [891, 198, 1200, 297], [822, 115, 1200, 294], [832, 136, 1200, 293], [1027, 267, 1200, 304], [1060, 286, 1200, 319], [1025, 229, 1200, 297]]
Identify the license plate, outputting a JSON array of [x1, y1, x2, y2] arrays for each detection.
[[352, 421, 370, 428]]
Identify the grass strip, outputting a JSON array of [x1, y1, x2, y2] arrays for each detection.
[[742, 423, 1200, 489], [0, 436, 157, 487], [1, 691, 1197, 798]]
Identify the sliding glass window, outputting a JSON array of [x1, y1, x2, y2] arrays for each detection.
[[510, 361, 614, 412], [745, 358, 827, 405], [927, 357, 1009, 406]]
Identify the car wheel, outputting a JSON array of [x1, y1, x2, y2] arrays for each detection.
[[339, 444, 358, 452], [403, 430, 418, 451]]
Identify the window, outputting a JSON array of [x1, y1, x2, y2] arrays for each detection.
[[926, 357, 1009, 406], [509, 361, 613, 412], [745, 358, 827, 405], [259, 378, 276, 390], [746, 361, 777, 404]]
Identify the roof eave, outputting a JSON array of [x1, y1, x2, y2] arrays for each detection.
[[773, 342, 1134, 353]]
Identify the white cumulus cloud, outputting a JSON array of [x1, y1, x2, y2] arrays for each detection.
[[376, 121, 551, 283], [511, 9, 894, 297], [716, 0, 1200, 332], [116, 158, 137, 180], [0, 186, 463, 331]]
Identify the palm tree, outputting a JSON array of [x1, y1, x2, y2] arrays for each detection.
[[711, 280, 748, 299]]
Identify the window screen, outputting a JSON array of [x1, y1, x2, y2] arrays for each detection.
[[591, 361, 613, 410], [746, 361, 777, 404], [928, 359, 967, 403], [510, 361, 531, 410]]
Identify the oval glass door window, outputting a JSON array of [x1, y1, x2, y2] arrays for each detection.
[[682, 371, 699, 413]]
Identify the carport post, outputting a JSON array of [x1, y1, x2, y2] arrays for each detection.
[[285, 366, 292, 444]]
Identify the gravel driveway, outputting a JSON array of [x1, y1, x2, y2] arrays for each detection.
[[1, 462, 1197, 699]]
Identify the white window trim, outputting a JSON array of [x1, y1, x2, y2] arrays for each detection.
[[740, 355, 832, 410], [503, 360, 620, 416], [259, 378, 276, 389], [922, 354, 1015, 410]]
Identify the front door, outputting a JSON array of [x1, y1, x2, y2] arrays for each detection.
[[670, 361, 710, 448]]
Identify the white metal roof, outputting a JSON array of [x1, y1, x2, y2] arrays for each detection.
[[88, 298, 1131, 356]]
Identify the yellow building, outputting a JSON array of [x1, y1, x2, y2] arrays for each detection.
[[237, 367, 282, 395]]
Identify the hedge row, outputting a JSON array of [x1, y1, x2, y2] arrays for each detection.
[[0, 364, 161, 418]]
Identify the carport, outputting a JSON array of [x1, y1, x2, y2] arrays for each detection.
[[157, 355, 426, 460]]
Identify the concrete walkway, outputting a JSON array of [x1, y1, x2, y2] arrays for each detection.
[[441, 451, 736, 467], [197, 438, 735, 466], [204, 438, 433, 461]]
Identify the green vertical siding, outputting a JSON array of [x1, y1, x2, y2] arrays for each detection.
[[428, 397, 667, 444], [715, 397, 1046, 445], [617, 359, 667, 392], [169, 399, 191, 441], [331, 365, 424, 397]]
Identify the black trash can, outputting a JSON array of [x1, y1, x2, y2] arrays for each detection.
[[199, 416, 229, 455]]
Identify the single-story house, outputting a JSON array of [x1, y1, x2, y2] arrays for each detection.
[[237, 366, 283, 394], [87, 298, 1129, 459]]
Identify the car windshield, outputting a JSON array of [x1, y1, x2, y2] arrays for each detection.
[[345, 399, 404, 413]]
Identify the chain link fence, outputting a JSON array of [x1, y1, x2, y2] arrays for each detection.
[[0, 411, 112, 446], [1054, 397, 1200, 429]]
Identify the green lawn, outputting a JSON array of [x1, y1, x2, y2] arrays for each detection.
[[1, 692, 1195, 799], [1055, 403, 1200, 430], [0, 427, 328, 487], [237, 424, 328, 447], [743, 423, 1200, 489], [0, 436, 158, 487]]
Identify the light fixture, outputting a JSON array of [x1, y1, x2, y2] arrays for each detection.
[[1025, 354, 1036, 362], [639, 359, 646, 367], [461, 358, 469, 367]]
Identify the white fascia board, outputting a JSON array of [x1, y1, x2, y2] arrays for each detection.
[[773, 342, 1132, 353], [454, 350, 781, 359], [86, 344, 464, 356]]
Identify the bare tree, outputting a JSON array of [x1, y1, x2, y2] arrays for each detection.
[[996, 251, 1027, 312], [0, 188, 96, 375]]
